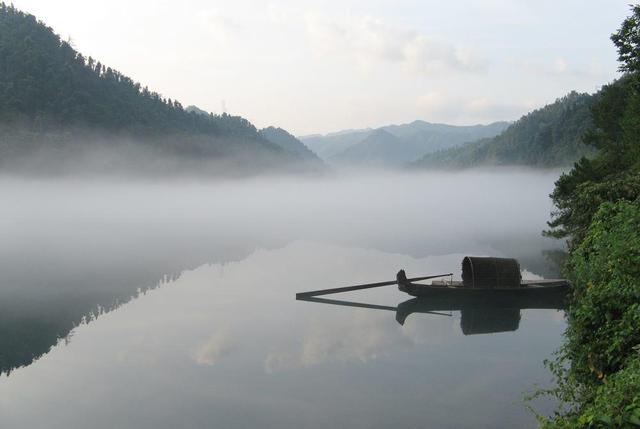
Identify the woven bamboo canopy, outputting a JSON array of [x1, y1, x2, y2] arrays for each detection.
[[461, 256, 522, 289]]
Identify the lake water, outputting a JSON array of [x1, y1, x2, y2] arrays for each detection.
[[0, 170, 566, 428]]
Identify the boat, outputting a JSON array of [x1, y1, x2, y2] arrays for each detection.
[[295, 256, 568, 334], [396, 256, 569, 304], [295, 255, 569, 310]]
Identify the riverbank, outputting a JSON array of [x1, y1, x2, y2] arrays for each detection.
[[539, 6, 640, 427]]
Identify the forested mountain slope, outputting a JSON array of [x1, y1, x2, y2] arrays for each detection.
[[0, 3, 308, 176], [412, 91, 597, 169], [259, 127, 324, 166]]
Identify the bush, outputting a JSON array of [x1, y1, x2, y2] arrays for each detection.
[[541, 200, 640, 427]]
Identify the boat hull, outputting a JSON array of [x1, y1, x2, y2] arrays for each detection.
[[398, 280, 569, 307], [395, 283, 569, 326]]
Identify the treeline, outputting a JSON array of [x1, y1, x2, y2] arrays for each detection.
[[413, 91, 596, 168], [539, 6, 640, 428]]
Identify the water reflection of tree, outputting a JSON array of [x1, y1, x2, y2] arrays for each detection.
[[0, 250, 251, 377], [0, 273, 178, 376]]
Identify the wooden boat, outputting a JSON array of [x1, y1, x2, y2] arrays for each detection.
[[296, 256, 568, 335], [295, 256, 569, 310], [396, 256, 569, 304]]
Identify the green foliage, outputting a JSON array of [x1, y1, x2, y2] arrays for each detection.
[[546, 171, 640, 246], [547, 76, 640, 246], [611, 5, 640, 74], [542, 357, 640, 428], [541, 201, 640, 428], [414, 91, 596, 168], [540, 6, 640, 427], [565, 201, 640, 381]]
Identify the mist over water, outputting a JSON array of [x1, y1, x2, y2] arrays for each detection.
[[2, 167, 562, 267], [0, 169, 566, 428]]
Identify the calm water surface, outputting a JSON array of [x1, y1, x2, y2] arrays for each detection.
[[0, 170, 566, 428]]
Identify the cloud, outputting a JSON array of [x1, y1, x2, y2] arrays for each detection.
[[511, 57, 609, 81], [464, 97, 534, 120], [416, 91, 532, 124], [305, 14, 487, 75], [197, 8, 242, 44], [264, 310, 413, 374], [193, 329, 233, 366]]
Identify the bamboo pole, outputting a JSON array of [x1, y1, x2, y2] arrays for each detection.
[[295, 273, 452, 298]]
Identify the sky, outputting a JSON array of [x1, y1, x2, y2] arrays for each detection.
[[10, 0, 633, 135]]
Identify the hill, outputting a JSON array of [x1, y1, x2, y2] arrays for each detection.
[[412, 91, 597, 169], [328, 129, 409, 166], [259, 127, 324, 167], [301, 121, 510, 167], [0, 4, 308, 176], [301, 129, 373, 160]]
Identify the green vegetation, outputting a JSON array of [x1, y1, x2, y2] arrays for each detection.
[[539, 5, 640, 428], [0, 3, 309, 175], [413, 91, 596, 169], [259, 126, 324, 166]]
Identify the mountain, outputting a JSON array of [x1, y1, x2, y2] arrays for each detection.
[[301, 129, 373, 159], [328, 129, 409, 166], [412, 91, 596, 169], [0, 4, 309, 176], [259, 126, 324, 167], [301, 121, 510, 167]]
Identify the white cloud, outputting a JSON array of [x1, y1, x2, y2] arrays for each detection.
[[553, 57, 569, 74], [305, 13, 487, 75], [464, 97, 534, 120], [197, 8, 242, 44], [416, 92, 532, 124], [264, 310, 413, 374], [511, 57, 609, 81], [193, 329, 233, 366]]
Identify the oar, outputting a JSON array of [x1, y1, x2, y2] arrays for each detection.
[[295, 273, 452, 298]]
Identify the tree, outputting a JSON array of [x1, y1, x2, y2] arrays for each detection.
[[611, 4, 640, 73], [546, 4, 640, 247]]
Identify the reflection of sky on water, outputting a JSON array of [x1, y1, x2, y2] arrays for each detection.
[[0, 242, 565, 429]]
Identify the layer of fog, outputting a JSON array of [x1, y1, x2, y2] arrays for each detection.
[[2, 168, 563, 296], [0, 126, 323, 177]]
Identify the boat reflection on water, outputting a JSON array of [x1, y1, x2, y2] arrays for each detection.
[[297, 291, 566, 335]]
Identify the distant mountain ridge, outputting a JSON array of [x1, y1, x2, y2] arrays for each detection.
[[301, 129, 373, 160], [329, 129, 407, 166], [412, 91, 596, 169], [301, 120, 510, 167]]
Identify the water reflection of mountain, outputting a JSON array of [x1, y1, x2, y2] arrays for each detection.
[[0, 276, 171, 376], [0, 244, 256, 376]]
